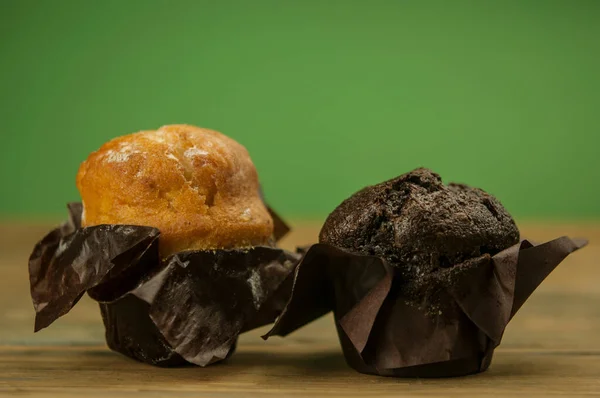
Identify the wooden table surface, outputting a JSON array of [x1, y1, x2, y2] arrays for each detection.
[[0, 221, 598, 397]]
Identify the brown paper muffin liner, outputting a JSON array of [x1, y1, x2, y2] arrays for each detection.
[[29, 203, 298, 367], [265, 237, 587, 377]]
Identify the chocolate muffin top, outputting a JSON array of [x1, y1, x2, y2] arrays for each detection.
[[320, 168, 519, 305]]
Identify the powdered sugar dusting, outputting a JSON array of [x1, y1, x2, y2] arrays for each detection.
[[166, 153, 180, 162], [104, 142, 141, 163], [145, 129, 168, 144], [247, 268, 264, 309], [240, 208, 252, 221], [105, 150, 130, 163], [184, 146, 209, 159]]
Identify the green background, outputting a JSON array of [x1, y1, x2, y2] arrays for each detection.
[[1, 0, 599, 220]]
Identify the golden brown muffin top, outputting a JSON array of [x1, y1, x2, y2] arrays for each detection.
[[76, 124, 274, 257]]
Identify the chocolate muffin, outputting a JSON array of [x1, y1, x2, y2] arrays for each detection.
[[267, 167, 583, 378], [320, 168, 520, 309]]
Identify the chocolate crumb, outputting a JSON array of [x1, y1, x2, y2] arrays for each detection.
[[319, 168, 520, 311]]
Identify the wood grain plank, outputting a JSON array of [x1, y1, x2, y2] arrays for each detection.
[[0, 222, 598, 397], [1, 344, 600, 397]]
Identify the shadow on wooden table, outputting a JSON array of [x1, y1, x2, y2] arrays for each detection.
[[52, 345, 598, 379], [232, 350, 348, 374]]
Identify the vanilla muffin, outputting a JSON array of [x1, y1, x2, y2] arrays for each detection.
[[76, 124, 274, 257]]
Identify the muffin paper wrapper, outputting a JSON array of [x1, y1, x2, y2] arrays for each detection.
[[29, 203, 298, 367], [265, 237, 587, 377]]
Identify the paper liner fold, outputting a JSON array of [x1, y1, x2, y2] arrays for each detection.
[[29, 203, 298, 367], [266, 237, 587, 377]]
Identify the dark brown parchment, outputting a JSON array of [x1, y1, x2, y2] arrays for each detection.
[[266, 237, 587, 377], [29, 203, 298, 367]]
